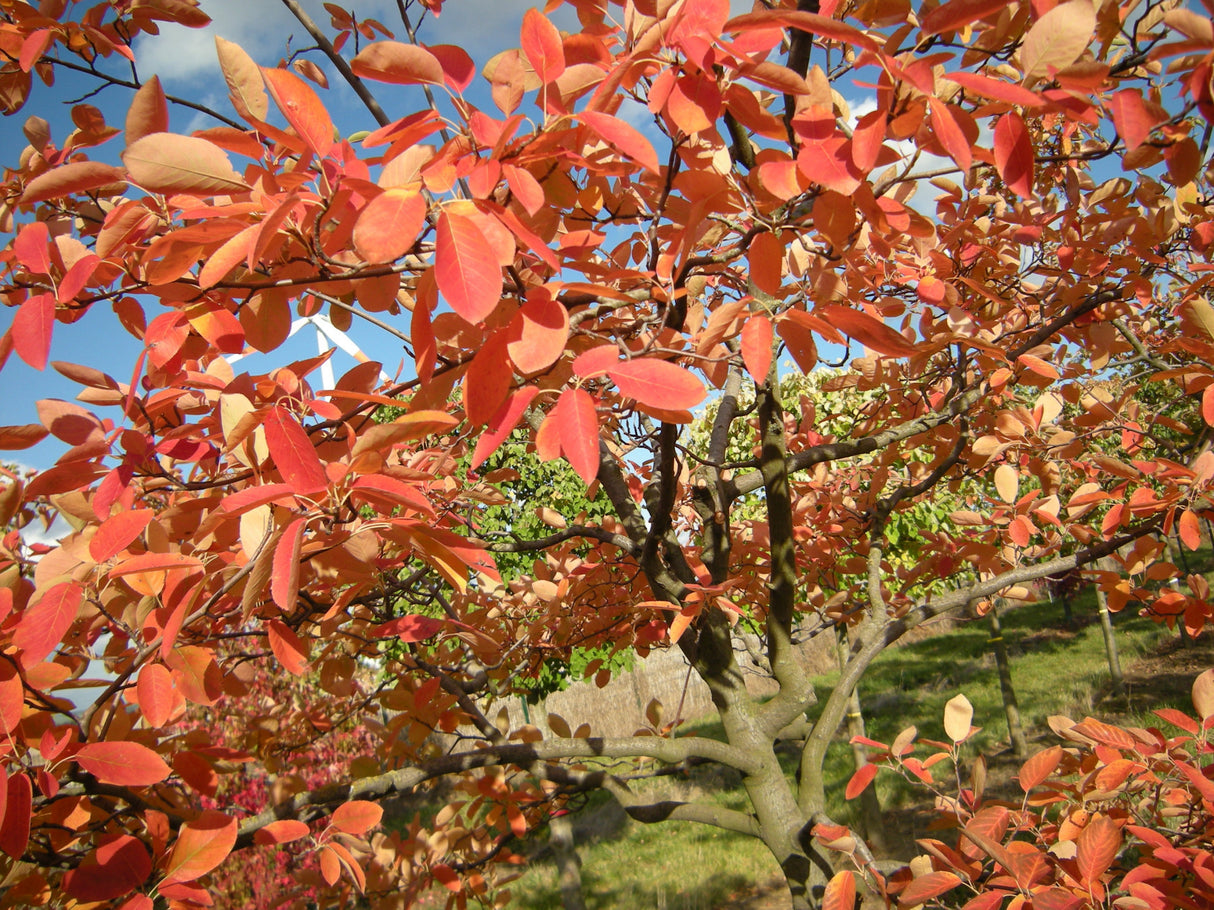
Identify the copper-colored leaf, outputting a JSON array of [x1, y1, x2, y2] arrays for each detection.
[[122, 133, 249, 195], [76, 742, 171, 787], [64, 834, 152, 901], [351, 41, 445, 86], [1017, 745, 1063, 792], [126, 75, 169, 147], [920, 0, 1010, 36], [21, 161, 127, 204], [1108, 89, 1162, 151], [331, 800, 383, 836], [901, 871, 962, 905], [163, 811, 237, 883], [0, 424, 49, 450], [137, 663, 175, 728], [13, 582, 82, 666], [371, 614, 445, 642], [1076, 814, 1120, 885], [261, 66, 333, 158], [740, 315, 774, 382], [215, 36, 268, 121], [253, 820, 310, 845], [817, 304, 918, 358], [471, 386, 539, 470], [507, 292, 569, 375]]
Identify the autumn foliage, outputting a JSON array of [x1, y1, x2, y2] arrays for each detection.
[[1, 0, 1213, 908]]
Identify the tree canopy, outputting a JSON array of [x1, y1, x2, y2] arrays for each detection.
[[1, 1, 1213, 908]]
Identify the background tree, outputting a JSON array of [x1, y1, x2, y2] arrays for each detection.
[[0, 2, 1212, 910]]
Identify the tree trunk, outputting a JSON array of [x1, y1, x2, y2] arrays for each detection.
[[988, 603, 1028, 758], [548, 810, 586, 910], [836, 628, 887, 854], [1093, 561, 1124, 696]]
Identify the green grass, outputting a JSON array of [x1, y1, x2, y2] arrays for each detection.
[[507, 587, 1192, 909]]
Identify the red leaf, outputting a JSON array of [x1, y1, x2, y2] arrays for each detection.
[[14, 582, 82, 666], [944, 71, 1046, 108], [1017, 745, 1062, 792], [351, 41, 445, 85], [553, 388, 600, 484], [263, 405, 328, 495], [741, 315, 774, 382], [163, 810, 237, 883], [1109, 89, 1162, 151], [507, 292, 569, 374], [109, 552, 203, 578], [89, 509, 154, 562], [930, 100, 972, 172], [435, 210, 503, 324], [0, 773, 31, 859], [798, 138, 861, 195], [725, 10, 878, 52], [271, 517, 305, 612], [254, 820, 310, 845], [579, 110, 660, 174], [137, 663, 175, 728], [748, 231, 784, 298], [521, 7, 565, 84], [76, 741, 171, 787], [608, 359, 706, 410], [851, 108, 886, 173], [429, 44, 476, 92], [13, 221, 50, 273], [822, 870, 856, 910], [994, 112, 1034, 197], [901, 871, 962, 905], [349, 474, 435, 517], [921, 0, 1011, 36], [331, 801, 384, 836], [471, 386, 540, 470], [261, 66, 333, 158], [817, 304, 918, 358], [353, 188, 426, 264], [371, 614, 445, 642], [167, 646, 222, 706], [844, 762, 878, 800], [122, 133, 248, 195], [64, 834, 152, 901], [464, 331, 513, 426], [57, 253, 100, 303], [1076, 814, 1120, 885], [12, 293, 54, 370], [1180, 508, 1202, 551], [266, 619, 309, 676], [0, 664, 22, 734], [20, 161, 127, 205]]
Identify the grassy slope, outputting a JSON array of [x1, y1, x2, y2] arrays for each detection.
[[506, 587, 1194, 909]]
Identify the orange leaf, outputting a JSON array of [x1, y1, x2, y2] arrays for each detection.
[[253, 820, 310, 845], [507, 292, 569, 375], [1017, 745, 1063, 792], [844, 762, 878, 800], [1017, 353, 1059, 380], [798, 138, 861, 195], [0, 664, 22, 734], [215, 36, 268, 121], [351, 41, 445, 85], [266, 619, 309, 676], [901, 871, 962, 905], [1021, 0, 1095, 82], [371, 614, 445, 642], [471, 386, 540, 470], [994, 112, 1034, 197], [435, 211, 503, 324], [261, 66, 333, 158], [725, 10, 878, 52], [1076, 815, 1120, 885], [579, 110, 659, 174], [929, 100, 972, 172], [137, 663, 175, 728], [822, 870, 856, 910], [271, 518, 305, 613], [331, 800, 383, 836], [521, 7, 565, 84], [64, 834, 152, 902], [608, 359, 706, 410], [20, 161, 127, 204], [464, 331, 513, 426], [748, 231, 783, 298], [263, 405, 328, 495], [944, 71, 1045, 108], [817, 304, 918, 358], [741, 315, 774, 382], [126, 75, 169, 147], [353, 188, 426, 264], [122, 133, 248, 195], [554, 388, 599, 485], [163, 810, 237, 883], [75, 741, 171, 787], [0, 424, 49, 450], [14, 582, 82, 666], [1180, 508, 1202, 551], [1108, 89, 1162, 151], [90, 509, 154, 562]]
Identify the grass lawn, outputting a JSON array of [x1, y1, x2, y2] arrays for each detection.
[[506, 586, 1200, 910]]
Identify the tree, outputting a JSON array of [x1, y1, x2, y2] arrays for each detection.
[[0, 1, 1212, 908]]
